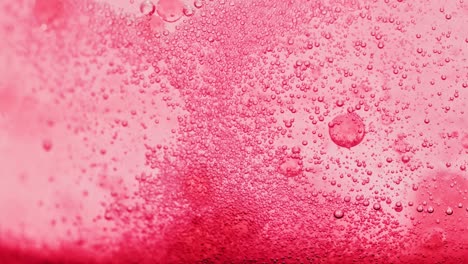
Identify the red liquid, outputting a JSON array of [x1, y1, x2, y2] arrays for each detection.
[[0, 0, 467, 263]]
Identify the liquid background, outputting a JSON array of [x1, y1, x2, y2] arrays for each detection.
[[0, 0, 467, 263]]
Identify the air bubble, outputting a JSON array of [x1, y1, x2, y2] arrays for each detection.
[[42, 139, 52, 152], [328, 112, 365, 148], [156, 0, 184, 23], [194, 0, 203, 8], [334, 209, 344, 219], [445, 207, 453, 215], [373, 203, 381, 210], [140, 0, 156, 16], [278, 158, 303, 177], [401, 155, 410, 163], [394, 202, 403, 212], [183, 6, 195, 16]]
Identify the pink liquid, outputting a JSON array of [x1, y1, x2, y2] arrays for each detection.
[[0, 0, 467, 263]]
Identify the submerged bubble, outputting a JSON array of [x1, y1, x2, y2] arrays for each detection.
[[401, 155, 410, 163], [394, 202, 403, 212], [182, 6, 195, 16], [427, 206, 434, 213], [278, 158, 303, 177], [416, 205, 424, 212], [373, 203, 381, 210], [156, 0, 184, 22], [334, 209, 344, 219], [140, 0, 156, 16], [194, 0, 203, 9], [42, 139, 52, 152], [328, 112, 365, 149], [445, 207, 453, 215]]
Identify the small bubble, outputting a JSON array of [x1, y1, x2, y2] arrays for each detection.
[[401, 155, 410, 163], [334, 209, 344, 219], [140, 0, 156, 16], [427, 206, 434, 213], [104, 211, 113, 221], [417, 205, 424, 212], [445, 207, 453, 215], [344, 196, 351, 202], [183, 6, 195, 16], [194, 0, 203, 8], [373, 203, 381, 210], [394, 202, 403, 212], [42, 140, 52, 152], [386, 198, 392, 205], [457, 203, 463, 208], [291, 146, 301, 154]]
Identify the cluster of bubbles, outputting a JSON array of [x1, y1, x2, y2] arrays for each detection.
[[0, 0, 466, 262]]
